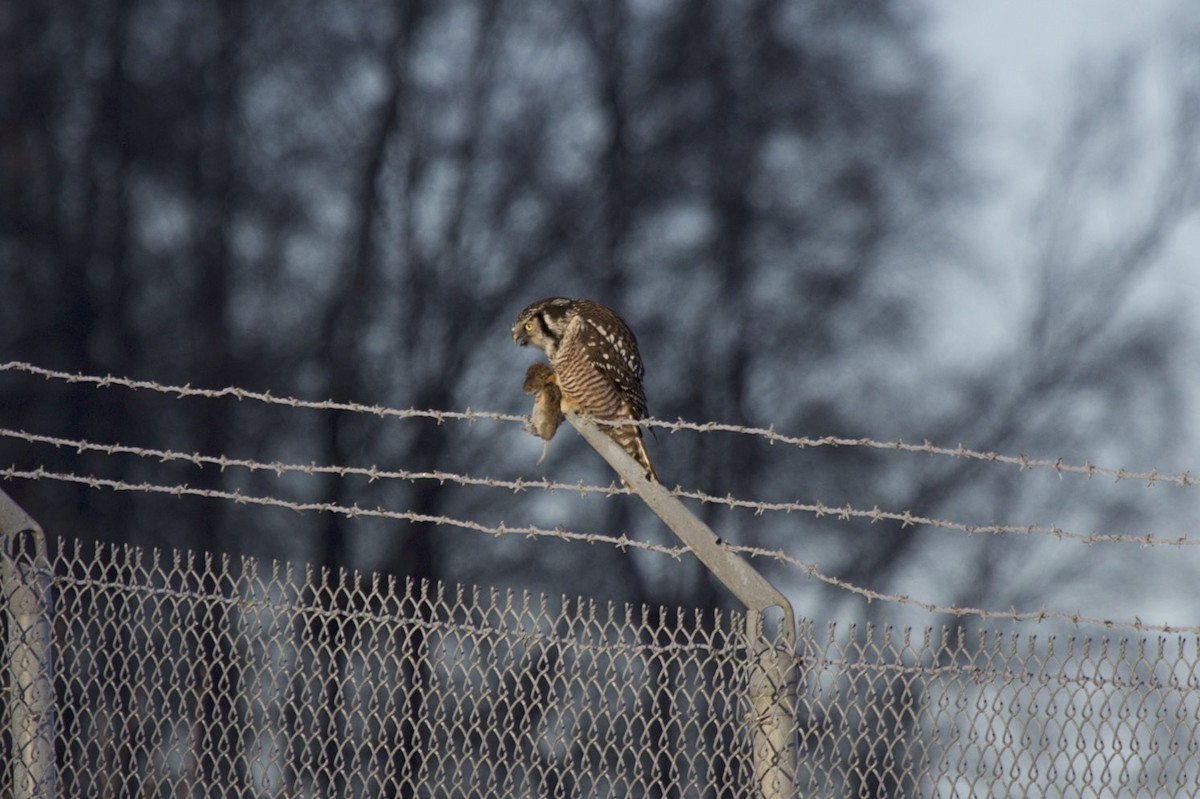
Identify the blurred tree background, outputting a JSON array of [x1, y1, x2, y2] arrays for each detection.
[[2, 0, 1198, 627]]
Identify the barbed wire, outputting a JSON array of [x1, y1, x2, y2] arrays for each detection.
[[3, 360, 1195, 488], [3, 464, 1197, 635], [669, 488, 1197, 548], [0, 360, 524, 425], [4, 426, 1195, 548], [654, 421, 1197, 488], [0, 464, 653, 551]]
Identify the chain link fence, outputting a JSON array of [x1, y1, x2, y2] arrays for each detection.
[[3, 530, 1200, 797]]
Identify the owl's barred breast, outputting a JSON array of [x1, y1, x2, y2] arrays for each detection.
[[552, 319, 628, 419]]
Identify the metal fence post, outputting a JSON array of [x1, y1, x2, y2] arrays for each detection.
[[567, 414, 798, 797], [1, 488, 56, 799], [747, 610, 798, 799]]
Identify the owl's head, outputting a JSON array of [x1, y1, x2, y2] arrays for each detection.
[[512, 297, 574, 357]]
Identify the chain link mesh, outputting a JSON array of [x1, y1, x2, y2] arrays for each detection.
[[3, 537, 1200, 797]]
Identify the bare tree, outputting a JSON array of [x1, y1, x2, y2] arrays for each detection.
[[817, 9, 1200, 628]]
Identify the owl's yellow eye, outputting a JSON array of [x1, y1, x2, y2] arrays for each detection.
[[524, 321, 534, 331]]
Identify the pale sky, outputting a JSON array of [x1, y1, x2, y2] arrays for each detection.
[[928, 0, 1174, 123], [925, 0, 1197, 626], [928, 0, 1179, 205], [922, 1, 1194, 364]]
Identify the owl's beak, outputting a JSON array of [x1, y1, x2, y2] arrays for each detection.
[[512, 325, 527, 345]]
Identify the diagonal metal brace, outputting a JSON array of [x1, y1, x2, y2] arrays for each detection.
[[566, 413, 795, 645], [0, 488, 44, 547]]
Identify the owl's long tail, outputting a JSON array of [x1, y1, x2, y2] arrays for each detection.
[[609, 422, 659, 484]]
